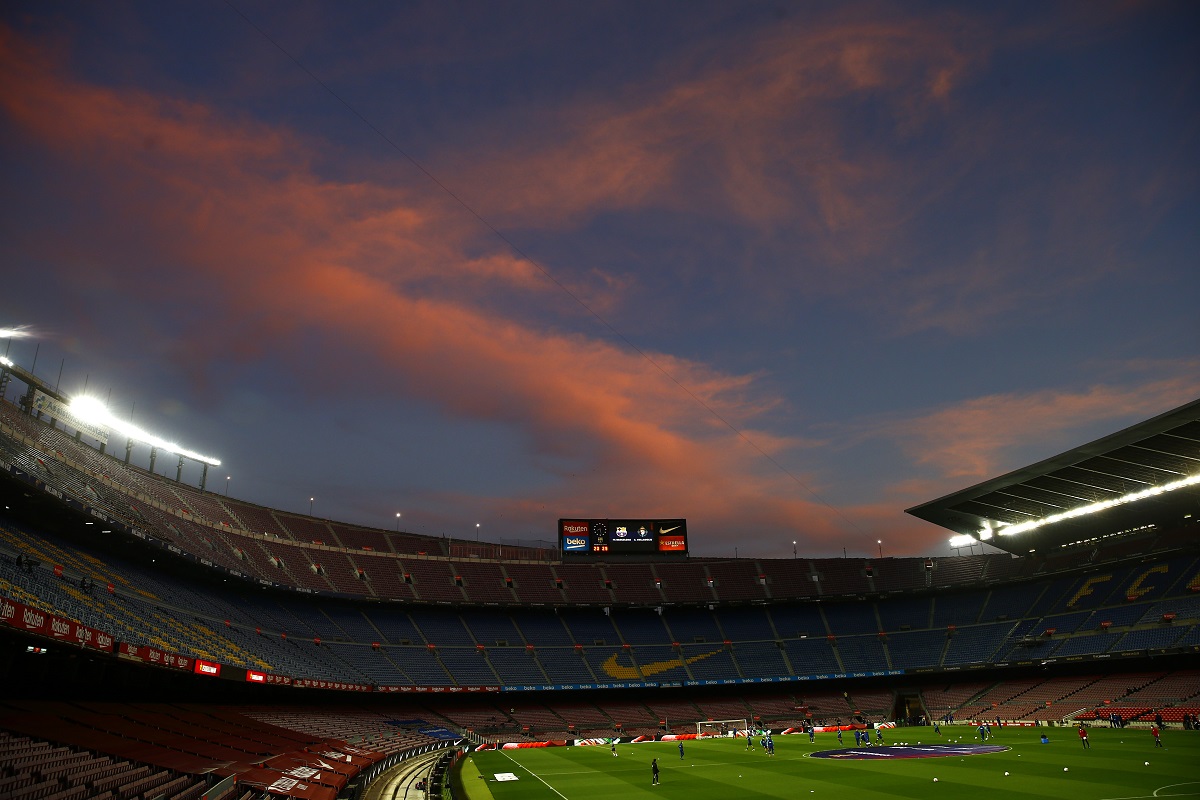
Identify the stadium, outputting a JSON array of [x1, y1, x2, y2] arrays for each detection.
[[1, 354, 1198, 800]]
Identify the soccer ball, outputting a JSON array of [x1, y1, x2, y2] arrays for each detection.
[[1145, 762, 1149, 766], [1004, 772, 1009, 776], [933, 778, 939, 782], [1064, 767, 1069, 772]]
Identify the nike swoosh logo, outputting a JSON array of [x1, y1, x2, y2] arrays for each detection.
[[600, 649, 722, 680], [659, 526, 681, 534]]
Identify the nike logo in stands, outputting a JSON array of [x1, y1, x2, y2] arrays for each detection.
[[659, 526, 681, 534], [600, 649, 722, 680]]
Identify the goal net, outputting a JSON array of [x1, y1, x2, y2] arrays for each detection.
[[696, 719, 748, 738]]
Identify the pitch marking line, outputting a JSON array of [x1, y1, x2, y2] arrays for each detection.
[[497, 750, 570, 800], [1099, 783, 1200, 800]]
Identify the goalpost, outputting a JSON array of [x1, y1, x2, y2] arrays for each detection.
[[696, 719, 748, 738]]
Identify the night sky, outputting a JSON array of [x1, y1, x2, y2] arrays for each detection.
[[1, 2, 1197, 558]]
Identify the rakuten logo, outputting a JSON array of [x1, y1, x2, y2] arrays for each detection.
[[562, 521, 588, 534], [23, 609, 45, 629], [50, 617, 71, 637]]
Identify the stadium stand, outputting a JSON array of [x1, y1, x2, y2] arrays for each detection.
[[3, 394, 1200, 800]]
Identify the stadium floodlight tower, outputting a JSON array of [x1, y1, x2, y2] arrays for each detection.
[[68, 396, 222, 489]]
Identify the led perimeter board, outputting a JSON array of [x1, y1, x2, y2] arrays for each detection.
[[559, 519, 688, 558]]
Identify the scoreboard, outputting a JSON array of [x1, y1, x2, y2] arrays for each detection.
[[559, 519, 688, 558]]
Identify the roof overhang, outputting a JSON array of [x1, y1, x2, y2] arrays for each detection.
[[906, 398, 1200, 554]]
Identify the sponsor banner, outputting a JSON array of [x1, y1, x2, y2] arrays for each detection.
[[118, 642, 191, 670], [265, 755, 352, 787], [572, 739, 612, 747], [562, 534, 589, 552], [414, 727, 460, 741], [193, 659, 222, 677], [0, 595, 113, 653], [31, 390, 109, 444], [246, 669, 267, 683], [658, 536, 686, 552], [500, 741, 568, 749], [238, 769, 337, 800], [293, 678, 374, 692]]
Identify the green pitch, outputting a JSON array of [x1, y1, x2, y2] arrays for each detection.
[[456, 727, 1197, 799]]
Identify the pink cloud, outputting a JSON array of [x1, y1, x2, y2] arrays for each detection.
[[880, 375, 1200, 482], [1, 25, 877, 553]]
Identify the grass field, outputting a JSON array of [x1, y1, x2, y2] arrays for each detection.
[[458, 727, 1198, 799]]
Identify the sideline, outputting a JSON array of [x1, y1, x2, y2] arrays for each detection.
[[456, 756, 497, 800]]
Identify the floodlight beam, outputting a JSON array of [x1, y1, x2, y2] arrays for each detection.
[[995, 473, 1200, 536], [68, 395, 221, 466]]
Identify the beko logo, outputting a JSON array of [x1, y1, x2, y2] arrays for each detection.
[[563, 536, 589, 551]]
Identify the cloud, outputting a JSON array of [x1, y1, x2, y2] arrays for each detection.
[[1, 23, 876, 554], [878, 374, 1200, 482], [454, 10, 986, 241]]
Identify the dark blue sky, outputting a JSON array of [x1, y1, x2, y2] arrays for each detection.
[[2, 1, 1197, 557]]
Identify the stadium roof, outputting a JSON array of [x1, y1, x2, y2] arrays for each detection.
[[906, 398, 1200, 555]]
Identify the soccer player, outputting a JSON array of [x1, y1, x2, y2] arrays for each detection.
[[808, 723, 815, 743], [1152, 726, 1163, 748], [875, 727, 884, 744], [1078, 725, 1090, 750], [651, 758, 659, 785], [611, 740, 618, 757], [978, 723, 987, 742], [933, 721, 941, 735], [679, 740, 685, 759], [837, 727, 843, 745]]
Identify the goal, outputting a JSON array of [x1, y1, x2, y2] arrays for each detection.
[[696, 719, 747, 738]]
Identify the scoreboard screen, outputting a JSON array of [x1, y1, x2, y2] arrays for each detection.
[[559, 519, 688, 557]]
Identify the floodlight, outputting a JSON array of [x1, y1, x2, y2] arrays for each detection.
[[996, 473, 1200, 536], [948, 534, 976, 548], [68, 395, 221, 466], [0, 325, 34, 339]]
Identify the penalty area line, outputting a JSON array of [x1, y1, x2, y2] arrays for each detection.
[[497, 750, 570, 800]]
